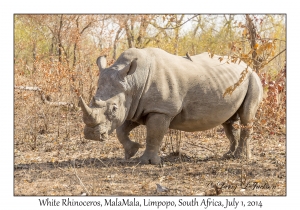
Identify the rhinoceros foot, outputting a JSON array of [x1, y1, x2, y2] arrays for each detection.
[[233, 147, 251, 159], [124, 142, 142, 159], [139, 152, 161, 165], [222, 151, 235, 159]]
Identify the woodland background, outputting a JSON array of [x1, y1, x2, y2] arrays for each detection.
[[14, 14, 286, 196]]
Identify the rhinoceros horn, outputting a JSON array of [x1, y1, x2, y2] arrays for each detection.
[[79, 96, 107, 126], [78, 96, 93, 116], [92, 96, 106, 107]]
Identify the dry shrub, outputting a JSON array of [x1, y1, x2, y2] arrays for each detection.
[[254, 63, 286, 136]]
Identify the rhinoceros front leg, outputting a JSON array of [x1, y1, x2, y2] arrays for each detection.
[[139, 113, 171, 165], [116, 120, 142, 160], [222, 113, 240, 159]]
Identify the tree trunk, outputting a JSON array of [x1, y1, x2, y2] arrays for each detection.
[[136, 16, 151, 48], [32, 41, 37, 72], [113, 27, 123, 60], [73, 43, 77, 67], [58, 15, 63, 63], [125, 21, 133, 48], [174, 15, 184, 55], [246, 14, 259, 72]]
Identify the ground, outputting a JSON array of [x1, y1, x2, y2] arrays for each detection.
[[14, 105, 286, 196]]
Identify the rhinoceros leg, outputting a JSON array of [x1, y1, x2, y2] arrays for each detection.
[[234, 73, 262, 159], [116, 120, 143, 160], [234, 125, 253, 159], [222, 113, 240, 159], [139, 113, 171, 164]]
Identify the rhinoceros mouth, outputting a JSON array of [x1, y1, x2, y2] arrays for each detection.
[[83, 125, 108, 142], [100, 132, 108, 141]]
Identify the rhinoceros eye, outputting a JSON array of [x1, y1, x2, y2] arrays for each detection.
[[106, 103, 118, 119], [112, 104, 118, 112]]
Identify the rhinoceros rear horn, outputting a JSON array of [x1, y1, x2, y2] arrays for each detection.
[[92, 96, 106, 108], [96, 56, 107, 71], [118, 58, 138, 81]]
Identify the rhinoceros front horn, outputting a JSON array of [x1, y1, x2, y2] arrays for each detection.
[[78, 96, 94, 117]]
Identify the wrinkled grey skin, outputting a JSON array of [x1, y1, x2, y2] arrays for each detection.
[[79, 48, 263, 164]]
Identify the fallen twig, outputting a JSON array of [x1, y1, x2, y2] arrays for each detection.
[[14, 86, 73, 108], [14, 86, 42, 91], [96, 158, 108, 167], [185, 141, 217, 155], [73, 161, 91, 195]]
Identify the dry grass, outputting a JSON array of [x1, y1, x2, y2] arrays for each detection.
[[14, 133, 286, 196], [14, 93, 286, 196]]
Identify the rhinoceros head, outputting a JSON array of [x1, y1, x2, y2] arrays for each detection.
[[79, 55, 137, 141]]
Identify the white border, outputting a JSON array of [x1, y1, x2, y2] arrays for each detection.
[[2, 0, 297, 209]]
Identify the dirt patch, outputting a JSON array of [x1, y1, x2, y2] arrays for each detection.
[[14, 119, 286, 196]]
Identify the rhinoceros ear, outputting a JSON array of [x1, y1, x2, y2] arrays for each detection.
[[118, 58, 138, 81], [96, 56, 107, 71]]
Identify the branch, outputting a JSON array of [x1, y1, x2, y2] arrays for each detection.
[[80, 21, 92, 35], [149, 21, 170, 39], [264, 49, 286, 66], [155, 15, 199, 30]]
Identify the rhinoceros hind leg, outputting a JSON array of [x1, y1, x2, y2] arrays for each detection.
[[139, 113, 171, 165], [235, 73, 262, 159], [222, 113, 240, 159], [116, 120, 142, 159], [234, 126, 252, 159]]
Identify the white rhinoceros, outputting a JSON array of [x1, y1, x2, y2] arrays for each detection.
[[79, 48, 263, 164]]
